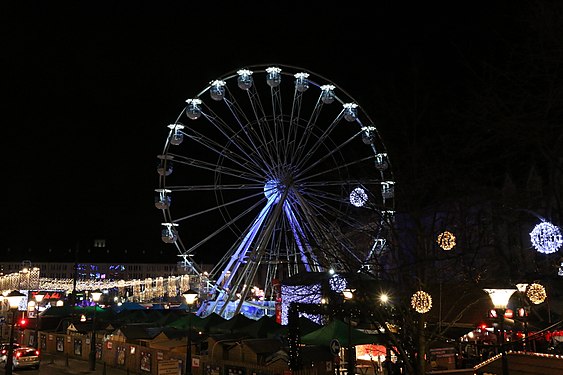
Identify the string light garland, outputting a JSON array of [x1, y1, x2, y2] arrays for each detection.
[[437, 231, 456, 251], [411, 290, 432, 313], [530, 221, 563, 254], [526, 283, 547, 304], [281, 284, 323, 325]]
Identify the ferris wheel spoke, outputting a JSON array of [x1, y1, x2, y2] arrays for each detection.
[[289, 95, 326, 166], [185, 117, 270, 177], [171, 189, 265, 222], [182, 196, 270, 255], [302, 193, 378, 236], [296, 130, 364, 180], [218, 85, 279, 171], [289, 192, 373, 265], [167, 153, 263, 183], [166, 183, 265, 192]]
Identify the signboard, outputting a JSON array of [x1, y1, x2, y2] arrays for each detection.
[[158, 359, 180, 375], [330, 339, 341, 356]]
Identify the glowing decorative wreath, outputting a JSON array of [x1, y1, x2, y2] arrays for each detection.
[[349, 187, 368, 207], [437, 231, 456, 251], [526, 283, 547, 304], [329, 274, 347, 293], [530, 221, 563, 254], [411, 290, 432, 314]]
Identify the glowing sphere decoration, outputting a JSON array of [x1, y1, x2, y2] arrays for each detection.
[[329, 274, 347, 293], [349, 187, 368, 207], [437, 231, 456, 251], [530, 221, 563, 254], [526, 283, 547, 304], [411, 290, 432, 314]]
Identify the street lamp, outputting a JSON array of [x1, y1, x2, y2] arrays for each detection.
[[5, 290, 25, 375], [34, 292, 45, 349], [89, 289, 103, 371], [484, 288, 517, 375], [182, 289, 198, 375]]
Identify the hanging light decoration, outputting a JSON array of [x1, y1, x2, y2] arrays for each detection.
[[328, 274, 347, 293], [526, 283, 547, 304], [530, 221, 563, 254], [437, 230, 456, 251], [411, 290, 432, 314], [349, 187, 368, 207]]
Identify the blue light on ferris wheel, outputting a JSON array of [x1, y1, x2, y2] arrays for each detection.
[[264, 180, 281, 203], [530, 221, 563, 254]]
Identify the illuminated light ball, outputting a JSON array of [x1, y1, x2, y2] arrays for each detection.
[[437, 231, 456, 251], [526, 283, 547, 304], [411, 290, 432, 314], [350, 187, 368, 207], [329, 274, 347, 293], [530, 221, 563, 254]]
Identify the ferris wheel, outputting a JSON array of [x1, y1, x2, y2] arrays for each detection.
[[156, 64, 395, 317]]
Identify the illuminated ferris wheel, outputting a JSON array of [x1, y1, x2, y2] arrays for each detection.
[[156, 64, 395, 317]]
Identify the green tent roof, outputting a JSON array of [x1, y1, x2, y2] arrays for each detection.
[[300, 319, 381, 347]]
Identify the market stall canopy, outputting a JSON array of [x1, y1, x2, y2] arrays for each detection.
[[301, 319, 381, 347], [199, 312, 228, 331], [209, 313, 255, 334], [167, 313, 206, 331], [236, 315, 284, 338], [112, 301, 145, 312]]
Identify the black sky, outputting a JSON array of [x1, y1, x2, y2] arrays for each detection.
[[1, 1, 536, 263]]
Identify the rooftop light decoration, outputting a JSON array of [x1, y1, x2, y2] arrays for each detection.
[[530, 221, 563, 254], [437, 230, 456, 251], [526, 283, 547, 304], [411, 290, 432, 314]]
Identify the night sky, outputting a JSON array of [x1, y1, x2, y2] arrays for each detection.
[[2, 2, 554, 264]]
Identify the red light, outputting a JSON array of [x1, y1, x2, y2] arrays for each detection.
[[19, 318, 27, 327], [35, 350, 40, 356], [478, 323, 488, 330], [15, 352, 21, 358]]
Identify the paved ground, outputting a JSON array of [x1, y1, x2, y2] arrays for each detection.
[[40, 353, 132, 375]]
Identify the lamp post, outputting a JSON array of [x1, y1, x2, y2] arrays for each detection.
[[342, 289, 355, 375], [515, 284, 529, 352], [0, 295, 4, 340], [182, 289, 198, 375], [89, 289, 103, 371], [34, 292, 44, 349], [5, 290, 25, 375], [484, 288, 517, 375]]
